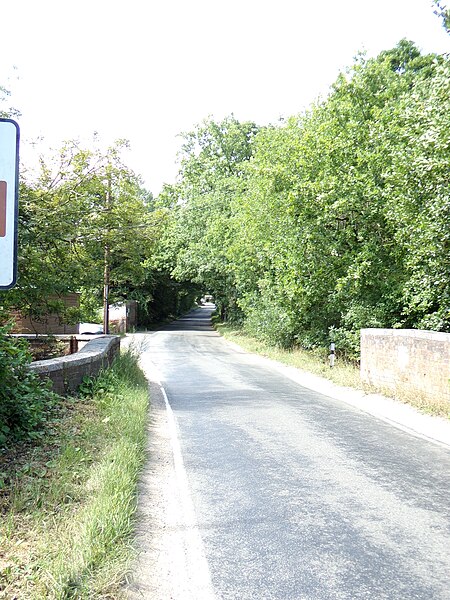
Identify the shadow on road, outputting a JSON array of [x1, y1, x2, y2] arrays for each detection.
[[162, 306, 216, 333]]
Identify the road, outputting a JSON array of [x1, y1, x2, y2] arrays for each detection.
[[127, 307, 450, 600]]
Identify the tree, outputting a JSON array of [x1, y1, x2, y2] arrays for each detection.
[[1, 139, 159, 327], [432, 0, 450, 34], [382, 59, 450, 331], [156, 43, 449, 355], [158, 116, 259, 320]]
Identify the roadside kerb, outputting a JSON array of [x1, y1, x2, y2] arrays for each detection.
[[221, 337, 450, 449]]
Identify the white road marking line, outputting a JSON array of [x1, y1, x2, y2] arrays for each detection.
[[160, 384, 216, 600]]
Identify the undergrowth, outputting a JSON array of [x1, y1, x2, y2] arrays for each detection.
[[0, 348, 149, 599], [0, 322, 58, 444]]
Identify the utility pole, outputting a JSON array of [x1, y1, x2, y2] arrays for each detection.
[[103, 171, 112, 335], [103, 242, 110, 335]]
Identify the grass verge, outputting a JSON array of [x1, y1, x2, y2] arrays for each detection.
[[0, 348, 149, 599], [215, 323, 450, 419], [215, 323, 362, 388]]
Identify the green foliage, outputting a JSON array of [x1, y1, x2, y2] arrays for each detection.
[[79, 348, 147, 400], [0, 89, 201, 330], [130, 268, 201, 326], [0, 322, 57, 444], [1, 139, 160, 324], [241, 289, 296, 349], [0, 348, 149, 598], [382, 58, 450, 331], [162, 41, 450, 358], [155, 116, 259, 321], [432, 0, 450, 33]]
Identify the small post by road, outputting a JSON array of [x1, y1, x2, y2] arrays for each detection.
[[329, 342, 336, 368]]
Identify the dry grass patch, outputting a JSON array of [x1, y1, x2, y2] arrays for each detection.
[[216, 323, 450, 419]]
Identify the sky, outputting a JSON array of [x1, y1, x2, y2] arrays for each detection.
[[0, 0, 449, 195]]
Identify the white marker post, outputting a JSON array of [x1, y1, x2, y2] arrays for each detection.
[[0, 119, 20, 290], [329, 342, 336, 368]]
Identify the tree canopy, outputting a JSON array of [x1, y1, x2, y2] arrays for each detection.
[[1, 39, 448, 357], [160, 41, 450, 356]]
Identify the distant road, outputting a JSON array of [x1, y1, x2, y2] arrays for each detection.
[[128, 307, 450, 600]]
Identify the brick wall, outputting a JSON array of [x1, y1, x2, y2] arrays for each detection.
[[126, 300, 138, 330], [29, 335, 120, 395], [360, 329, 450, 404], [109, 301, 138, 333], [11, 293, 80, 334]]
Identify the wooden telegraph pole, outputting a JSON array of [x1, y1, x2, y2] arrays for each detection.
[[103, 242, 110, 335], [102, 172, 112, 335]]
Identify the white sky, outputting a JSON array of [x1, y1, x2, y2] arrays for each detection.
[[0, 0, 449, 195]]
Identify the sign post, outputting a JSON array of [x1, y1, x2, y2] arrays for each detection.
[[0, 119, 20, 290]]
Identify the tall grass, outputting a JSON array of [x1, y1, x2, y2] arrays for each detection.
[[216, 323, 362, 389], [216, 323, 450, 418], [0, 349, 149, 599]]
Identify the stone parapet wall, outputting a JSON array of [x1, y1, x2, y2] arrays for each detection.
[[29, 335, 120, 395], [360, 329, 450, 404]]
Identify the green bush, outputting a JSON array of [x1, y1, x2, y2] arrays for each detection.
[[241, 291, 296, 349], [0, 323, 57, 444]]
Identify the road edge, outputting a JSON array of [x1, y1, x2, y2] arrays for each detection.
[[220, 337, 450, 450]]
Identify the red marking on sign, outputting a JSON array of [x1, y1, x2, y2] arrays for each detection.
[[0, 181, 6, 237]]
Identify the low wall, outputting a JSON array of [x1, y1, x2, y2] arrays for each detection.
[[29, 335, 120, 395], [360, 329, 450, 404]]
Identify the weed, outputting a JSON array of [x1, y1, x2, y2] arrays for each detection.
[[0, 349, 149, 599]]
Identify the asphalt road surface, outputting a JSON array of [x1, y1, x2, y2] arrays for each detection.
[[127, 307, 450, 600]]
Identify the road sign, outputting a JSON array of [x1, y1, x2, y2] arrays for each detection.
[[0, 119, 20, 289]]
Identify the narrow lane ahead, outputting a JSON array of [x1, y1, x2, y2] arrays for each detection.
[[129, 307, 450, 600]]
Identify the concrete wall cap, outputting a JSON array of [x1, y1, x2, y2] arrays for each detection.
[[361, 328, 450, 342], [30, 360, 65, 374], [79, 335, 119, 354], [30, 336, 119, 373]]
